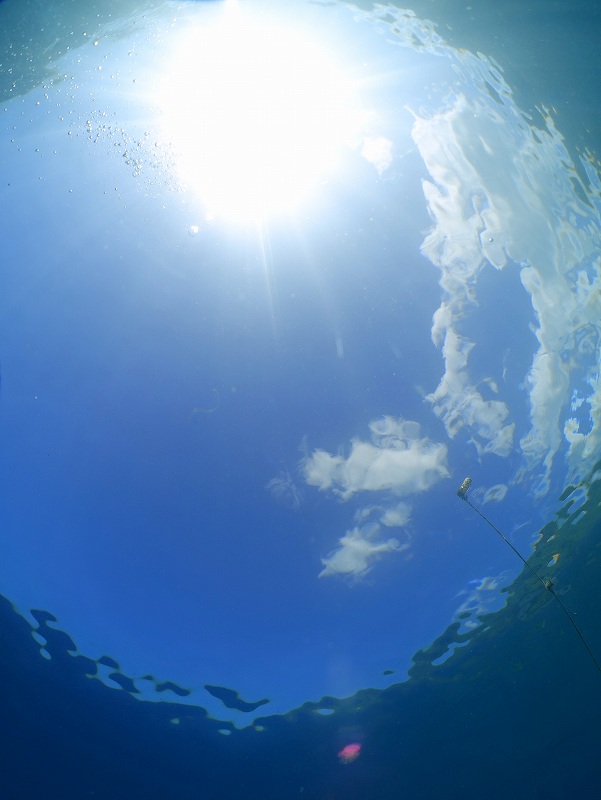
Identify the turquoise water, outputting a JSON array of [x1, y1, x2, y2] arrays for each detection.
[[2, 0, 601, 796]]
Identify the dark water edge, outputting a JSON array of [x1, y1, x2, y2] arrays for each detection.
[[2, 477, 601, 799]]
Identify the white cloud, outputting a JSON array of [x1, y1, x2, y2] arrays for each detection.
[[426, 339, 515, 456], [361, 136, 393, 175], [413, 81, 601, 493], [302, 416, 449, 500], [416, 126, 516, 457], [319, 524, 407, 579], [380, 501, 412, 527], [303, 417, 446, 579], [351, 500, 412, 529]]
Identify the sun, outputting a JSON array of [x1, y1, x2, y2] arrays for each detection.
[[156, 2, 362, 222]]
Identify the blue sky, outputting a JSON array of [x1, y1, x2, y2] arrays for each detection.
[[2, 0, 601, 727]]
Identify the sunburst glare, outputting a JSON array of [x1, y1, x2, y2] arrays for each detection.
[[156, 3, 363, 222]]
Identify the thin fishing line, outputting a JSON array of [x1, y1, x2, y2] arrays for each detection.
[[457, 477, 601, 676]]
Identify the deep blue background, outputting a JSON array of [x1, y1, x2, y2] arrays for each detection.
[[2, 0, 601, 796]]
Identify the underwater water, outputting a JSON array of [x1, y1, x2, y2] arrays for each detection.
[[2, 0, 601, 797]]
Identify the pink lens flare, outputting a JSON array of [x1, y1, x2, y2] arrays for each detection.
[[338, 742, 362, 763]]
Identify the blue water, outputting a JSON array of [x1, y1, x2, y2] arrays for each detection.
[[2, 0, 601, 796], [2, 480, 601, 798]]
